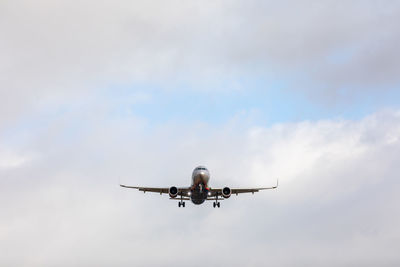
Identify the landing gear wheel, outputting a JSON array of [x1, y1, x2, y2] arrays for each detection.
[[213, 194, 221, 208], [178, 194, 185, 208]]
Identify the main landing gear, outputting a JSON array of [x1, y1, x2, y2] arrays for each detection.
[[213, 194, 220, 208], [178, 195, 185, 208]]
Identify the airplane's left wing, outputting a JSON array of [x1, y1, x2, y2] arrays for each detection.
[[208, 179, 278, 197], [230, 184, 278, 195]]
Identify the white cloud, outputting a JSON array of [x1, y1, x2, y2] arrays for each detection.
[[0, 150, 35, 170], [0, 109, 399, 266]]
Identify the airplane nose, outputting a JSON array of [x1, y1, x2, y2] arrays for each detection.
[[199, 171, 209, 183], [193, 169, 209, 185]]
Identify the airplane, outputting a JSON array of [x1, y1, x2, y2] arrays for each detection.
[[120, 166, 278, 208]]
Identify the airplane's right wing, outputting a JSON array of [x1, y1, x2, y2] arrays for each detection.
[[120, 185, 169, 193], [120, 184, 191, 196]]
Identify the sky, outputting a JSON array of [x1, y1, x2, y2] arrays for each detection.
[[1, 0, 400, 266]]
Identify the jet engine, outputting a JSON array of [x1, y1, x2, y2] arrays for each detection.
[[169, 186, 178, 198], [222, 187, 231, 198]]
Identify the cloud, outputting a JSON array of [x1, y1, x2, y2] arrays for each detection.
[[1, 0, 400, 124], [1, 1, 400, 265], [0, 109, 399, 266], [0, 150, 33, 170]]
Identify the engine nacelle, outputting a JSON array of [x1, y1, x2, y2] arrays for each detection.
[[222, 187, 231, 198], [169, 186, 178, 198]]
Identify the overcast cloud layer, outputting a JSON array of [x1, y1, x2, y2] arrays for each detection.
[[1, 1, 400, 266], [2, 0, 400, 121]]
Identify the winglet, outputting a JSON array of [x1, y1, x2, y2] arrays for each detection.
[[274, 179, 279, 189]]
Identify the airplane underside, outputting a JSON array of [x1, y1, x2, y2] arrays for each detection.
[[176, 183, 222, 208], [190, 185, 208, 205]]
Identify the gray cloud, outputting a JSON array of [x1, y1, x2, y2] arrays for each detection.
[[1, 0, 400, 123]]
